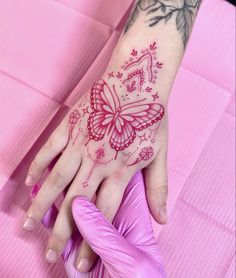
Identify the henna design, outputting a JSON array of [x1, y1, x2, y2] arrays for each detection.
[[82, 106, 89, 116], [116, 72, 123, 79], [68, 109, 81, 140], [83, 147, 113, 187], [121, 44, 162, 94], [86, 80, 164, 159], [152, 92, 159, 101], [148, 121, 161, 143], [108, 72, 114, 79], [131, 49, 138, 56], [124, 0, 201, 48], [138, 133, 148, 145], [128, 146, 154, 166], [145, 87, 152, 92], [85, 41, 165, 161], [72, 127, 83, 145]]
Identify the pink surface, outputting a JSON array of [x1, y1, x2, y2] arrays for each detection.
[[0, 0, 235, 277], [0, 73, 59, 190]]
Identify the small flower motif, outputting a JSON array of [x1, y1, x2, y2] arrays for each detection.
[[139, 147, 154, 161], [83, 181, 88, 188], [95, 148, 105, 159], [126, 81, 136, 93], [156, 62, 163, 69], [145, 87, 152, 93], [131, 49, 138, 56], [69, 110, 81, 125], [150, 42, 157, 51], [116, 72, 123, 79]]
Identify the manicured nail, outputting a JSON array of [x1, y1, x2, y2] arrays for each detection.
[[25, 175, 34, 186], [160, 207, 167, 220], [46, 249, 57, 263], [30, 184, 40, 198], [23, 216, 35, 230], [77, 258, 90, 272]]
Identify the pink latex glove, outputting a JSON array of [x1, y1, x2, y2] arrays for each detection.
[[34, 171, 166, 277], [68, 171, 165, 277]]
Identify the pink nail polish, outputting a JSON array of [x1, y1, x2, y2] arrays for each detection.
[[30, 184, 41, 198]]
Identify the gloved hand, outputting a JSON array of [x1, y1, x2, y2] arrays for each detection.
[[35, 171, 166, 277], [60, 172, 166, 278]]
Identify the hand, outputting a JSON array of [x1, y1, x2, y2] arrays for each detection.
[[23, 40, 169, 271], [42, 172, 166, 277]]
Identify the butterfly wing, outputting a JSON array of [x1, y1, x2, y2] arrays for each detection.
[[90, 79, 120, 113], [109, 118, 136, 151], [109, 102, 164, 152], [120, 102, 165, 131], [88, 80, 119, 141]]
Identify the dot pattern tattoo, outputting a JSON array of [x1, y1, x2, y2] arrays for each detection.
[[86, 42, 164, 159], [68, 41, 165, 186]]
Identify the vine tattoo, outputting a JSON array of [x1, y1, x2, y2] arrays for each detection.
[[125, 0, 201, 48], [68, 41, 165, 187]]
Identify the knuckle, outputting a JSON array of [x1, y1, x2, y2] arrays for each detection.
[[44, 136, 60, 153], [155, 181, 168, 193], [45, 131, 67, 153], [50, 232, 68, 246], [48, 170, 64, 189], [30, 199, 45, 218]]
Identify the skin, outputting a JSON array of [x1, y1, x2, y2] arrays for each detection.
[[23, 0, 201, 273]]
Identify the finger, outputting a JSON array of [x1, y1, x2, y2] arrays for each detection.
[[25, 122, 69, 186], [76, 172, 131, 272], [72, 196, 138, 277], [144, 148, 168, 224], [45, 162, 104, 263], [23, 147, 81, 230]]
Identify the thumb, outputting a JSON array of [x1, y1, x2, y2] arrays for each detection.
[[144, 148, 168, 225], [71, 196, 140, 277]]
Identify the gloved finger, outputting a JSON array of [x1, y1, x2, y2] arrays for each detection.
[[72, 196, 140, 278], [144, 148, 168, 224], [76, 173, 130, 272]]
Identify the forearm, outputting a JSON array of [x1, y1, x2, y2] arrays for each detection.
[[107, 0, 201, 101]]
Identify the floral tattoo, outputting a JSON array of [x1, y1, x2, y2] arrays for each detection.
[[125, 0, 201, 48], [68, 41, 165, 186]]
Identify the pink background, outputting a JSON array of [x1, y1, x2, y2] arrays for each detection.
[[0, 0, 235, 277]]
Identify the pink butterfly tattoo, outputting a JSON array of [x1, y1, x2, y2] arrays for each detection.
[[86, 80, 164, 159]]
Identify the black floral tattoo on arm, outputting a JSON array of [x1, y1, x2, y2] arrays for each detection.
[[125, 0, 201, 48]]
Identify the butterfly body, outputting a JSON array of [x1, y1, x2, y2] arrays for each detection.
[[87, 80, 164, 159]]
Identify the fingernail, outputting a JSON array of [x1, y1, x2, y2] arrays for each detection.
[[77, 258, 90, 272], [160, 207, 167, 220], [23, 216, 35, 230], [46, 249, 58, 263], [25, 175, 34, 186], [30, 184, 40, 198]]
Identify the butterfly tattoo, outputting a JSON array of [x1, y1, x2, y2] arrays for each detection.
[[86, 79, 164, 159]]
